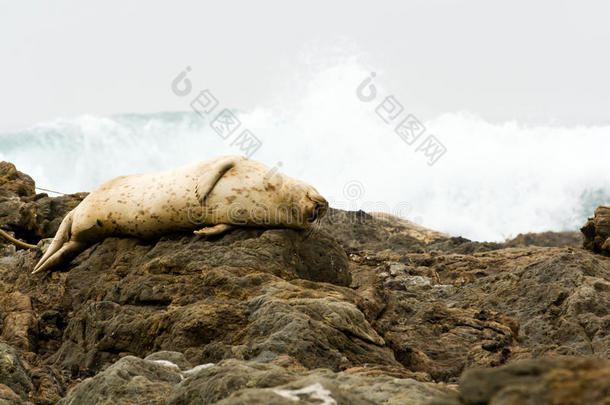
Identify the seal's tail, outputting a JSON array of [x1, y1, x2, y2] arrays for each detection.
[[33, 210, 73, 273]]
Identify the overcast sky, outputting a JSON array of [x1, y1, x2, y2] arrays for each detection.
[[1, 0, 609, 130]]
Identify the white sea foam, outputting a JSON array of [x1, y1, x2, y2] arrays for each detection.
[[182, 363, 215, 376], [151, 359, 181, 372], [273, 383, 336, 404], [1, 61, 608, 242]]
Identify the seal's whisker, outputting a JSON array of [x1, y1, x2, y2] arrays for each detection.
[[303, 218, 322, 240]]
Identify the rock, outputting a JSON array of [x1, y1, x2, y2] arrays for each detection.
[[29, 194, 88, 239], [166, 358, 453, 405], [0, 292, 37, 351], [0, 383, 29, 405], [0, 343, 33, 400], [0, 162, 35, 198], [582, 206, 610, 256], [0, 162, 86, 244], [453, 356, 610, 405], [377, 299, 519, 381], [242, 295, 394, 371], [167, 359, 298, 404], [144, 351, 192, 371], [0, 163, 608, 404], [250, 375, 452, 405], [504, 231, 583, 248], [61, 355, 454, 405], [29, 228, 373, 374], [57, 356, 182, 405], [452, 250, 610, 358]]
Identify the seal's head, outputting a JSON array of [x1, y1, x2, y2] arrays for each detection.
[[263, 171, 329, 229], [203, 157, 329, 230]]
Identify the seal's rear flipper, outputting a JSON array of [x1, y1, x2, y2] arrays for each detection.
[[33, 211, 74, 273], [32, 240, 87, 274]]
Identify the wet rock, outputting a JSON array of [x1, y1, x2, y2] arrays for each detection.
[[582, 205, 610, 256]]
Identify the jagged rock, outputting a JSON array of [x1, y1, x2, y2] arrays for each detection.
[[29, 194, 88, 240], [441, 356, 610, 405], [216, 373, 453, 405], [582, 205, 610, 256], [452, 250, 610, 358], [167, 359, 299, 404], [24, 228, 379, 374], [0, 343, 33, 400], [504, 231, 583, 248], [0, 383, 30, 405], [0, 163, 608, 404], [58, 355, 455, 405], [144, 351, 192, 371], [165, 358, 453, 405], [0, 162, 86, 243], [0, 162, 35, 198], [377, 298, 519, 381], [57, 356, 182, 405]]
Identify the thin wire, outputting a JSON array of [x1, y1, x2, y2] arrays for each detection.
[[1, 179, 68, 195], [34, 186, 66, 195]]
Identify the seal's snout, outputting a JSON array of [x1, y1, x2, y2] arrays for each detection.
[[307, 195, 329, 222]]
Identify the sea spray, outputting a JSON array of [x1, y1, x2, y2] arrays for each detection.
[[1, 61, 608, 241]]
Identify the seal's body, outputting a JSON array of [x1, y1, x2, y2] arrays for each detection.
[[33, 156, 328, 273]]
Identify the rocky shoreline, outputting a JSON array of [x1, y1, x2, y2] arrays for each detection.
[[0, 162, 608, 404]]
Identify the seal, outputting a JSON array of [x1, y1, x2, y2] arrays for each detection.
[[32, 155, 328, 273]]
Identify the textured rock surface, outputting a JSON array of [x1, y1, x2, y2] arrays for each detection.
[[0, 343, 33, 400], [57, 355, 182, 405], [0, 162, 608, 404], [0, 161, 86, 244], [582, 205, 610, 256], [504, 231, 583, 248], [433, 356, 610, 405]]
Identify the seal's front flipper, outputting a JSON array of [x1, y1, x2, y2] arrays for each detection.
[[195, 157, 237, 205], [194, 223, 234, 236]]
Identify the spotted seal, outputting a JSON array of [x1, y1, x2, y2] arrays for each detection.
[[33, 155, 328, 273]]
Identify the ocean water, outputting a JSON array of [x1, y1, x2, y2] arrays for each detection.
[[1, 62, 608, 242]]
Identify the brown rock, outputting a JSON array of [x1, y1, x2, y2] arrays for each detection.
[[582, 205, 610, 256], [456, 356, 610, 405], [0, 162, 35, 198], [0, 164, 608, 404]]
